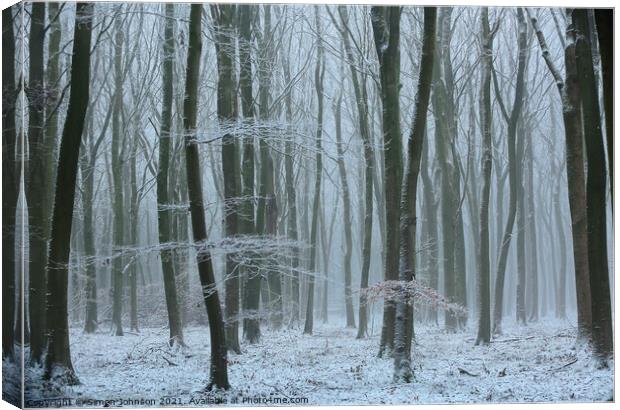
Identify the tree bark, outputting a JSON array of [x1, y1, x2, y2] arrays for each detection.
[[237, 4, 261, 341], [475, 7, 495, 346], [156, 3, 184, 346], [371, 5, 402, 357], [111, 10, 125, 337], [490, 8, 527, 335], [333, 5, 374, 338], [393, 6, 436, 383], [303, 7, 325, 335], [2, 6, 18, 360], [183, 4, 230, 390], [26, 2, 48, 364], [573, 9, 613, 360], [212, 3, 242, 354], [44, 2, 94, 384], [333, 89, 355, 328], [594, 10, 612, 203]]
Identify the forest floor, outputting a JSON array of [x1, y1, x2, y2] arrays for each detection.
[[10, 319, 614, 406]]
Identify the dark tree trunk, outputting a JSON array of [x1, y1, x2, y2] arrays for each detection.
[[475, 7, 495, 346], [2, 6, 18, 360], [393, 6, 436, 383], [530, 9, 593, 340], [594, 10, 612, 204], [44, 2, 94, 384], [155, 3, 184, 347], [212, 3, 242, 354], [371, 5, 402, 357], [183, 4, 230, 390], [573, 9, 613, 361], [237, 4, 261, 341], [111, 12, 124, 337], [26, 2, 48, 364], [303, 7, 325, 335]]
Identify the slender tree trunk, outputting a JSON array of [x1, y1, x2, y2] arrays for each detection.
[[303, 7, 325, 335], [334, 5, 374, 338], [491, 8, 527, 335], [333, 90, 355, 328], [282, 42, 300, 327], [524, 126, 539, 322], [393, 6, 435, 383], [475, 7, 495, 346], [183, 4, 229, 390], [371, 5, 402, 357], [155, 3, 184, 346], [515, 119, 527, 325], [111, 11, 124, 337], [238, 4, 261, 341], [44, 2, 94, 383], [212, 3, 242, 354]]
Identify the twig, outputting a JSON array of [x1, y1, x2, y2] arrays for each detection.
[[458, 367, 480, 377]]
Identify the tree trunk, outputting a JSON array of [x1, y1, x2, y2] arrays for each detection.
[[371, 5, 402, 357], [475, 7, 495, 346], [594, 10, 612, 206], [212, 3, 242, 354], [303, 7, 325, 335], [530, 9, 593, 340], [333, 89, 355, 328], [155, 3, 184, 346], [111, 11, 125, 337], [44, 2, 94, 384], [2, 6, 18, 360], [573, 9, 613, 360], [281, 37, 300, 327], [393, 6, 435, 383], [491, 8, 527, 335], [334, 5, 374, 338], [26, 2, 47, 364], [183, 4, 230, 390], [237, 4, 261, 341]]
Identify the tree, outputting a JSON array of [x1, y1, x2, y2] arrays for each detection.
[[530, 9, 592, 339], [371, 5, 402, 356], [211, 3, 242, 354], [475, 7, 498, 346], [44, 1, 94, 383], [303, 6, 325, 335], [111, 9, 125, 337], [2, 5, 18, 360], [330, 5, 374, 338], [573, 9, 612, 361], [333, 86, 355, 328], [26, 2, 47, 364], [393, 6, 436, 383], [593, 10, 612, 204], [156, 3, 184, 347], [183, 4, 230, 390], [491, 8, 527, 335]]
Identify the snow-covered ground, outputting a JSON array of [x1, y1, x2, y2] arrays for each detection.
[[12, 320, 614, 406]]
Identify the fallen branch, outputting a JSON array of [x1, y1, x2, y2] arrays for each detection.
[[162, 356, 178, 367], [458, 367, 479, 377], [551, 358, 578, 373]]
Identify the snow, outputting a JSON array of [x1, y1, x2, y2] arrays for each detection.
[[15, 320, 613, 406]]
